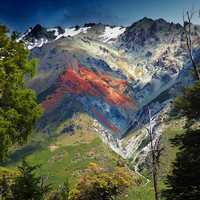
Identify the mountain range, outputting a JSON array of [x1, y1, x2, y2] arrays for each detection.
[[18, 17, 200, 168]]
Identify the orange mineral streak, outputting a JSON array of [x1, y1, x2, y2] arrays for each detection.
[[42, 63, 137, 111]]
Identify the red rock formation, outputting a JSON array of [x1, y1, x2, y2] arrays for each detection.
[[42, 63, 137, 111]]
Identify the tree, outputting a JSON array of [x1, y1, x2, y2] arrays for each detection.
[[69, 163, 133, 200], [162, 129, 200, 200], [146, 107, 162, 200], [10, 160, 50, 200], [162, 69, 200, 199], [174, 81, 200, 125], [0, 25, 43, 161]]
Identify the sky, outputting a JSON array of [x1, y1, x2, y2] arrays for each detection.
[[1, 0, 200, 32]]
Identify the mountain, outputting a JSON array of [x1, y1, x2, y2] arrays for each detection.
[[18, 18, 200, 168]]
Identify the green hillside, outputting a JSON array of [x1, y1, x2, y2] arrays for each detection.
[[2, 113, 186, 199], [3, 114, 122, 186]]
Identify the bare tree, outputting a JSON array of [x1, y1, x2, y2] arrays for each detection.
[[146, 107, 163, 200], [183, 9, 200, 80]]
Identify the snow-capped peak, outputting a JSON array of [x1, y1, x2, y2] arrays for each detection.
[[17, 25, 92, 49]]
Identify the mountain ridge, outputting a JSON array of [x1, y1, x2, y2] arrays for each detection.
[[18, 17, 184, 49], [19, 17, 200, 167]]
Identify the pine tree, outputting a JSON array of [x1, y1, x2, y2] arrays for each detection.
[[11, 160, 50, 200], [174, 81, 200, 122], [162, 79, 200, 199], [0, 25, 43, 161], [163, 129, 200, 199]]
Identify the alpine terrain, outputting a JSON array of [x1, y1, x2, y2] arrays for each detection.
[[16, 18, 200, 170]]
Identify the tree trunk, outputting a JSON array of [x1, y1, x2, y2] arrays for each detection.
[[148, 108, 159, 200]]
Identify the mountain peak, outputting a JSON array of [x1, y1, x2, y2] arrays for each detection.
[[25, 24, 56, 41], [30, 24, 45, 35], [135, 17, 154, 25], [141, 17, 154, 22]]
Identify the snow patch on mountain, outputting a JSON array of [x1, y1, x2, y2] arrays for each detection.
[[16, 28, 32, 42], [47, 28, 59, 36], [27, 38, 48, 50], [55, 27, 91, 40], [17, 26, 91, 49], [99, 26, 126, 43]]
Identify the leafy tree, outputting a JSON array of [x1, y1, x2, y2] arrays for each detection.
[[10, 160, 50, 200], [162, 129, 200, 200], [69, 163, 134, 200], [0, 25, 43, 161]]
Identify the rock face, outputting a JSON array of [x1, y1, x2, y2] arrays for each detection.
[[119, 18, 183, 48], [41, 62, 137, 136], [20, 18, 200, 166]]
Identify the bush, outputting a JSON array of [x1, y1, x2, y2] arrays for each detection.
[[69, 163, 134, 200]]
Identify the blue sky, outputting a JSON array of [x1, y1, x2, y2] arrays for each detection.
[[0, 0, 200, 32]]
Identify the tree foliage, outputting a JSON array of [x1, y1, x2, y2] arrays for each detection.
[[0, 25, 43, 161], [163, 129, 200, 200], [69, 162, 134, 200], [163, 75, 200, 199], [174, 81, 200, 122], [9, 160, 50, 200]]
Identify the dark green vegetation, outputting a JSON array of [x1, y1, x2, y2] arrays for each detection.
[[162, 80, 200, 200], [0, 25, 43, 161], [1, 160, 50, 200], [175, 81, 200, 123], [163, 129, 200, 199]]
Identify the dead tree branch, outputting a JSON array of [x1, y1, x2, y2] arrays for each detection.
[[183, 9, 200, 80], [146, 107, 161, 200]]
